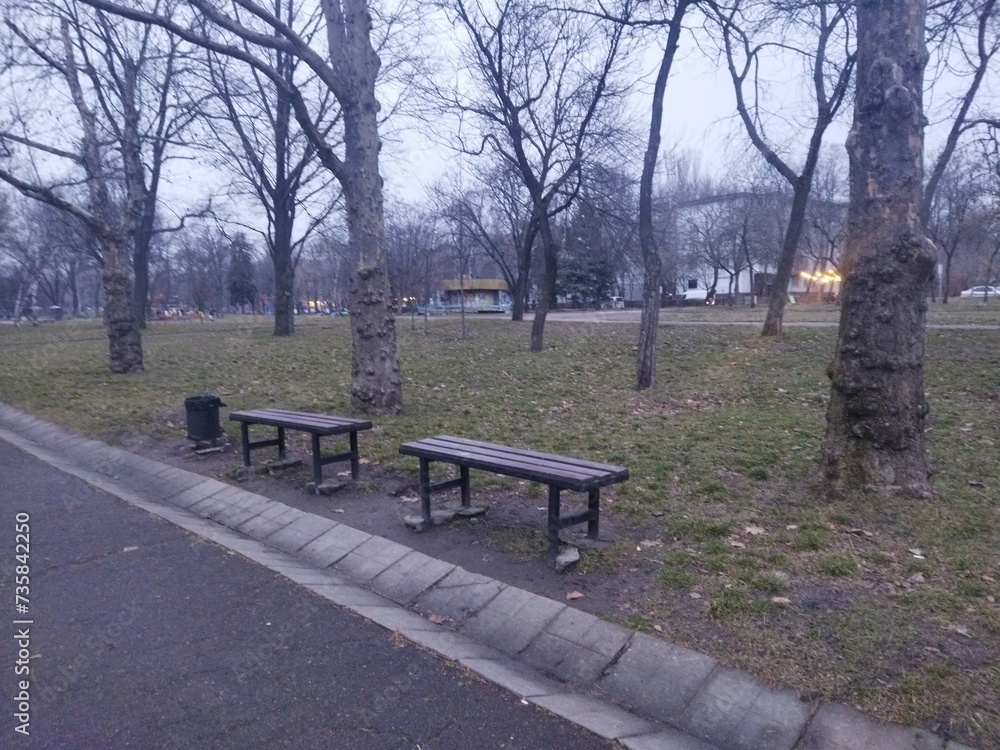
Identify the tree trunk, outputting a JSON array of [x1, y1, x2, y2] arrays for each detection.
[[637, 7, 688, 389], [103, 238, 144, 373], [761, 175, 815, 335], [511, 220, 537, 322], [511, 273, 527, 321], [271, 247, 294, 334], [271, 66, 296, 337], [344, 174, 402, 411], [319, 0, 402, 414], [942, 252, 953, 304], [132, 231, 151, 327], [823, 0, 934, 498], [342, 109, 402, 413], [636, 260, 660, 389], [69, 267, 80, 316], [529, 217, 558, 352]]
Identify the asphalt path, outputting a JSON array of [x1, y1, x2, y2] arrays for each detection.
[[0, 438, 612, 750]]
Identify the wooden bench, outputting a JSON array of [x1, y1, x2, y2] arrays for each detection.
[[398, 435, 629, 556], [229, 409, 372, 489]]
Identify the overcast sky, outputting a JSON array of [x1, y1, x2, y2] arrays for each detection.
[[378, 9, 994, 208], [152, 4, 997, 227]]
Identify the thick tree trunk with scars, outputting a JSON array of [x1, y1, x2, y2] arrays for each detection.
[[102, 239, 144, 373], [332, 0, 402, 414], [823, 0, 934, 497]]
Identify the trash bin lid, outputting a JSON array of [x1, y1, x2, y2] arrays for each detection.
[[184, 395, 226, 410]]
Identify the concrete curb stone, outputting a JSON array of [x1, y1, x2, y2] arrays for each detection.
[[520, 606, 633, 685], [677, 667, 813, 750], [297, 524, 371, 568], [531, 692, 661, 740], [411, 567, 507, 625], [460, 584, 566, 656], [799, 704, 956, 750], [236, 504, 306, 540], [262, 514, 339, 554], [332, 536, 413, 583], [600, 632, 719, 727], [369, 549, 456, 606]]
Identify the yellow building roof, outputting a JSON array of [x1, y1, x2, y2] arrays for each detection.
[[438, 279, 510, 292]]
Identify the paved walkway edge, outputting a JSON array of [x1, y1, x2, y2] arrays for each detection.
[[0, 403, 973, 750]]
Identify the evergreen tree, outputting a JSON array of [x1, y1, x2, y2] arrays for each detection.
[[227, 234, 258, 313]]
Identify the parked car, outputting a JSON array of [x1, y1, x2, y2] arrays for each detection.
[[681, 289, 715, 306], [959, 286, 999, 298]]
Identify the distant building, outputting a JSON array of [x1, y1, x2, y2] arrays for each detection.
[[436, 279, 512, 311]]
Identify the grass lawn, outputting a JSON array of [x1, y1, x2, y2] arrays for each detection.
[[2, 302, 999, 746]]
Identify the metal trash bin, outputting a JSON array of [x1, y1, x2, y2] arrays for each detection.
[[184, 394, 226, 442]]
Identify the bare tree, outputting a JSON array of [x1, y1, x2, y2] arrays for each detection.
[[922, 0, 1000, 221], [10, 201, 99, 315], [196, 0, 342, 336], [800, 149, 847, 290], [823, 0, 936, 498], [0, 10, 145, 371], [171, 223, 229, 313], [971, 123, 1000, 293], [714, 0, 855, 336], [77, 0, 406, 413], [40, 2, 201, 328], [609, 0, 702, 388], [443, 0, 629, 351], [384, 200, 441, 314], [433, 163, 531, 308], [926, 150, 983, 301]]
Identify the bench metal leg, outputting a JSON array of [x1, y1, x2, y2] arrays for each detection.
[[240, 423, 251, 468], [588, 489, 600, 540], [349, 431, 360, 480], [277, 426, 286, 460], [547, 485, 561, 556], [311, 433, 323, 488], [460, 466, 470, 508], [419, 458, 432, 524]]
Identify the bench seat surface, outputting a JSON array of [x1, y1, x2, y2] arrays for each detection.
[[399, 435, 628, 492], [229, 408, 372, 435]]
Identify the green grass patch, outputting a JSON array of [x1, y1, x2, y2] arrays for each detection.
[[656, 565, 699, 590], [815, 554, 859, 578], [708, 586, 774, 619], [669, 517, 737, 541]]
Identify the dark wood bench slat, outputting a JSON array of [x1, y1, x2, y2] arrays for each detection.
[[402, 437, 621, 481], [240, 407, 370, 429], [416, 434, 626, 474], [400, 437, 628, 490], [401, 444, 618, 491], [230, 408, 371, 430], [230, 409, 372, 435]]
